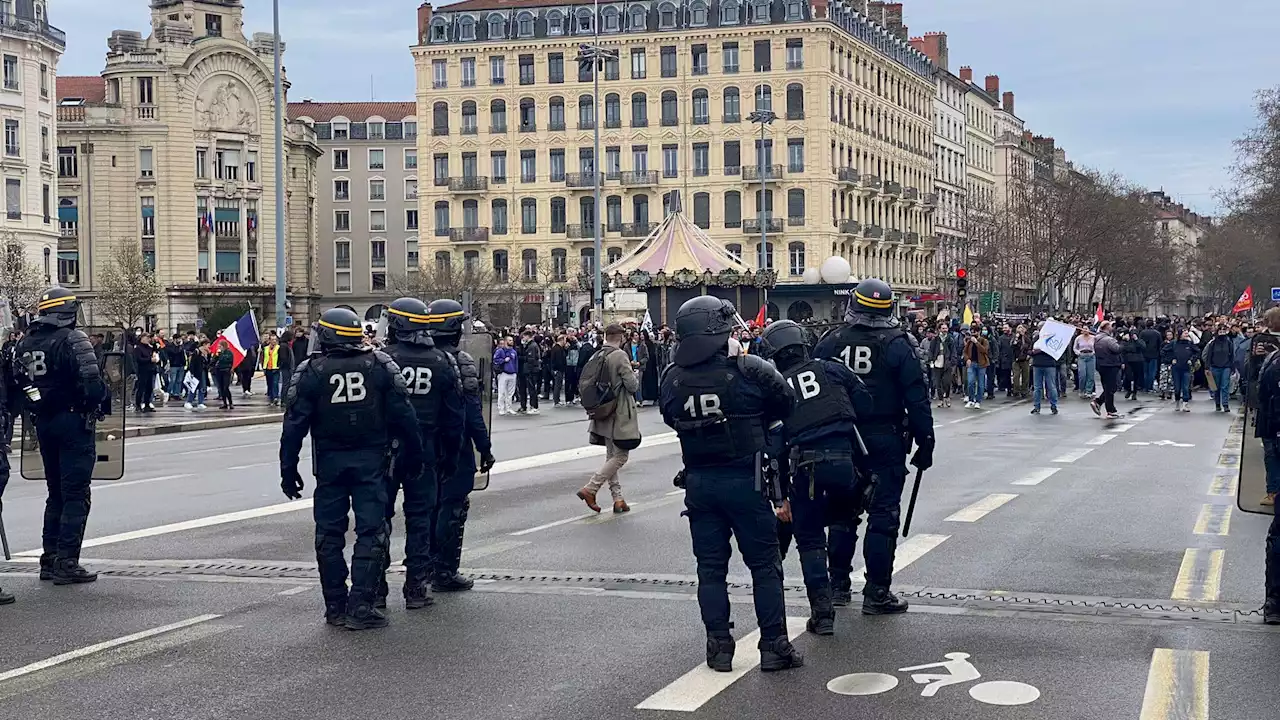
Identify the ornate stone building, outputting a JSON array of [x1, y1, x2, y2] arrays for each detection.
[[54, 0, 320, 330], [411, 0, 939, 318]]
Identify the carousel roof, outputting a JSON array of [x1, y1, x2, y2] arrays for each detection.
[[603, 191, 752, 277]]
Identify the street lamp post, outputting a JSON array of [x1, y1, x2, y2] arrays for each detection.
[[272, 0, 286, 327], [576, 1, 617, 325], [748, 109, 776, 306]]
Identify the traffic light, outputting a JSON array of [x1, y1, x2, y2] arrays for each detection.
[[956, 268, 968, 303]]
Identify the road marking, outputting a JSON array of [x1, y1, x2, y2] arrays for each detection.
[[1138, 648, 1209, 720], [944, 494, 1018, 523], [490, 433, 678, 476], [889, 534, 949, 573], [95, 473, 194, 490], [15, 500, 314, 556], [177, 441, 277, 456], [1192, 504, 1232, 536], [666, 489, 686, 496], [1085, 434, 1117, 446], [635, 617, 808, 712], [0, 614, 221, 684], [1216, 454, 1240, 469], [1012, 468, 1060, 486], [126, 435, 202, 447], [1110, 423, 1137, 433], [1207, 475, 1236, 497], [463, 540, 532, 561], [277, 585, 312, 596], [1171, 549, 1224, 602], [1129, 441, 1195, 448], [1051, 448, 1093, 463], [509, 513, 599, 537]]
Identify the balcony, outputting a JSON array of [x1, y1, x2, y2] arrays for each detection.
[[550, 120, 566, 131], [904, 231, 920, 245], [450, 227, 490, 243], [886, 229, 903, 242], [787, 215, 805, 227], [566, 172, 603, 189], [743, 164, 783, 182], [837, 167, 860, 186], [56, 105, 86, 123], [490, 123, 507, 133], [839, 219, 861, 235], [724, 165, 741, 176], [462, 124, 478, 135], [742, 218, 783, 234], [863, 225, 883, 239], [903, 186, 920, 203], [448, 176, 489, 193], [723, 113, 741, 123], [519, 122, 536, 133], [577, 119, 596, 130], [632, 118, 649, 128], [860, 175, 883, 193], [884, 181, 902, 197], [786, 110, 805, 121], [922, 193, 939, 210], [604, 118, 621, 129], [136, 105, 157, 121], [0, 12, 66, 48], [661, 116, 678, 127], [621, 221, 658, 237], [620, 170, 658, 187], [567, 223, 597, 239]]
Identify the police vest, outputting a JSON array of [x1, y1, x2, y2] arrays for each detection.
[[667, 357, 767, 467], [308, 351, 389, 449], [262, 346, 280, 370], [18, 327, 78, 413], [826, 325, 906, 427], [386, 343, 453, 427], [782, 359, 856, 443]]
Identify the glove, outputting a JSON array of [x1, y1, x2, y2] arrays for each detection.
[[910, 437, 935, 472], [479, 451, 496, 474], [281, 467, 304, 500]]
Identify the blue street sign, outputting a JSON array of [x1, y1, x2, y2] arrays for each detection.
[[1271, 288, 1280, 303], [284, 315, 294, 327]]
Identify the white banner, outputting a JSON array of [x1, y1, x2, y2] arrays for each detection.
[[1033, 319, 1077, 361]]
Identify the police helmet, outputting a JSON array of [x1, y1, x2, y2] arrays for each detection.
[[848, 277, 894, 318], [758, 320, 809, 362], [316, 307, 365, 349], [34, 287, 79, 328], [673, 296, 737, 366], [386, 296, 434, 345], [423, 298, 468, 338]]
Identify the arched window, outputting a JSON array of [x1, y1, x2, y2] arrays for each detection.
[[606, 246, 623, 264], [490, 99, 506, 131], [487, 14, 505, 39], [519, 97, 536, 131], [690, 0, 708, 26], [547, 10, 564, 35], [551, 248, 568, 282], [520, 197, 537, 233], [754, 242, 774, 270], [754, 84, 772, 112], [631, 92, 648, 126], [462, 199, 479, 228], [604, 93, 621, 127], [461, 100, 477, 133], [750, 0, 770, 23], [430, 17, 449, 42], [579, 196, 596, 228], [492, 249, 509, 281], [580, 247, 596, 276], [434, 201, 450, 234], [786, 300, 813, 321], [491, 199, 508, 234], [723, 86, 740, 121], [721, 0, 740, 24], [660, 91, 678, 126], [629, 5, 647, 30], [755, 189, 774, 217], [521, 248, 538, 281], [726, 243, 742, 260], [693, 192, 710, 229], [432, 101, 449, 133], [692, 89, 709, 124], [658, 1, 677, 29], [548, 96, 566, 131], [463, 249, 480, 273], [458, 16, 475, 41], [576, 8, 594, 32], [787, 242, 805, 276], [517, 11, 534, 37], [786, 83, 804, 118], [435, 250, 452, 275], [602, 6, 621, 32], [606, 195, 622, 230], [578, 94, 595, 127], [724, 190, 741, 227], [632, 194, 649, 224], [550, 196, 567, 233]]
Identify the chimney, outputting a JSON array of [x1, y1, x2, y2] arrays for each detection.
[[417, 3, 433, 45], [909, 31, 948, 69], [959, 66, 973, 83], [985, 74, 1000, 97], [1002, 91, 1015, 115]]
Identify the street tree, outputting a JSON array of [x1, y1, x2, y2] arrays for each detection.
[[94, 244, 164, 330], [0, 233, 46, 319]]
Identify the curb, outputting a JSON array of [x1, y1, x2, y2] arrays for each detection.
[[122, 412, 283, 438]]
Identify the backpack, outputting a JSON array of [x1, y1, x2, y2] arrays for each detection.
[[578, 346, 618, 421]]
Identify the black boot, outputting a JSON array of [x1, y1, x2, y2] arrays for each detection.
[[806, 588, 836, 636], [51, 559, 97, 585], [324, 602, 346, 627], [432, 572, 474, 592], [0, 586, 14, 605], [831, 579, 853, 607], [374, 576, 389, 609], [403, 582, 435, 610], [758, 635, 804, 672], [705, 632, 735, 672], [862, 584, 908, 615], [344, 602, 389, 630], [39, 553, 56, 581], [1264, 599, 1280, 626]]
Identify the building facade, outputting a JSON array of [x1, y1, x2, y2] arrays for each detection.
[[908, 32, 965, 296], [289, 101, 419, 322], [1146, 189, 1208, 317], [0, 0, 64, 277], [411, 0, 939, 320], [54, 0, 321, 331]]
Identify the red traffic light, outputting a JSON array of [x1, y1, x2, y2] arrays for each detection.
[[956, 268, 967, 279]]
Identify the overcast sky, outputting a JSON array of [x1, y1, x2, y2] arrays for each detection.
[[54, 0, 1280, 215]]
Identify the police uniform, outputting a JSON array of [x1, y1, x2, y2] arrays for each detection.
[[812, 278, 934, 613], [0, 357, 12, 605], [280, 308, 423, 630], [659, 296, 802, 673], [15, 288, 107, 585], [379, 297, 466, 609], [423, 299, 495, 592], [760, 320, 874, 636], [1256, 349, 1280, 624]]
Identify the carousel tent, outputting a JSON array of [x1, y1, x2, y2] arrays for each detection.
[[597, 191, 776, 324]]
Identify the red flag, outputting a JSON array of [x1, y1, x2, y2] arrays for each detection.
[[1094, 303, 1104, 323], [753, 305, 767, 328], [1233, 286, 1254, 314]]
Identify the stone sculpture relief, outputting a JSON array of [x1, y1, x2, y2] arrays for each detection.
[[195, 78, 257, 132]]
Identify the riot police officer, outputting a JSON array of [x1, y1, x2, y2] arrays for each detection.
[[378, 297, 466, 610], [759, 319, 873, 637], [813, 278, 934, 613], [15, 288, 107, 585], [1255, 339, 1280, 624], [422, 299, 495, 592], [659, 296, 802, 673], [280, 307, 422, 630]]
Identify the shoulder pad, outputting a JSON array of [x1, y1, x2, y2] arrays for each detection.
[[67, 329, 91, 344], [902, 332, 919, 349], [455, 350, 480, 394], [737, 353, 779, 381], [372, 349, 402, 376]]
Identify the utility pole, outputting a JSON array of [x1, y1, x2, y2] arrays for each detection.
[[272, 0, 287, 327], [748, 109, 776, 307], [576, 0, 617, 324]]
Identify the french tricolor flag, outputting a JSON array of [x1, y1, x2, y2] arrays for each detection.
[[212, 310, 261, 369]]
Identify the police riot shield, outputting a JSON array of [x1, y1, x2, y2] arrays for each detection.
[[1237, 404, 1272, 515], [21, 351, 127, 481], [460, 331, 494, 491]]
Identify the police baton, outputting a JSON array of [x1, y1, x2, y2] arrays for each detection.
[[0, 499, 10, 561], [902, 467, 923, 538]]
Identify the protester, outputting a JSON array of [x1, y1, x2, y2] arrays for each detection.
[[963, 325, 989, 409], [625, 330, 649, 406], [132, 332, 157, 413], [494, 336, 519, 416], [577, 324, 640, 514], [1205, 324, 1237, 412], [1166, 329, 1199, 412], [260, 333, 282, 407], [1092, 321, 1123, 419], [1139, 319, 1163, 392], [184, 340, 210, 410], [212, 337, 235, 410], [517, 329, 542, 415], [1074, 326, 1096, 399], [1120, 328, 1147, 401], [1029, 335, 1059, 415], [547, 334, 568, 406]]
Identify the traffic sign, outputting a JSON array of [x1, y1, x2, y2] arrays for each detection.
[[1271, 287, 1280, 303]]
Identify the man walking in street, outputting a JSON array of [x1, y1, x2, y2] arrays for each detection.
[[517, 329, 542, 415], [1139, 319, 1163, 393], [1092, 321, 1123, 419], [1205, 324, 1237, 413], [494, 336, 519, 416], [1030, 337, 1059, 415], [576, 324, 640, 514]]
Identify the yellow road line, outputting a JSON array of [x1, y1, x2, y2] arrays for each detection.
[[1192, 504, 1232, 536], [1207, 475, 1236, 497], [1172, 549, 1224, 602], [1138, 648, 1209, 720]]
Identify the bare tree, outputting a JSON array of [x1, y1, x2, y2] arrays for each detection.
[[94, 244, 164, 330], [387, 258, 514, 324], [0, 233, 46, 319]]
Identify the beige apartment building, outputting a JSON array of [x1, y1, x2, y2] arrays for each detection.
[[54, 0, 321, 330], [289, 101, 420, 322], [0, 0, 63, 278], [411, 0, 939, 318]]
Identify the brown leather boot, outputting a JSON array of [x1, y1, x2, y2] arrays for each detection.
[[613, 499, 631, 514], [576, 488, 601, 513]]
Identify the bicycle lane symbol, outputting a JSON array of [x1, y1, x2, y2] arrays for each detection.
[[826, 652, 1041, 707]]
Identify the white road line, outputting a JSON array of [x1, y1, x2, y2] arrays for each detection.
[[276, 585, 312, 596], [1110, 423, 1137, 433], [635, 617, 808, 712], [177, 441, 277, 456], [0, 614, 221, 683], [944, 494, 1018, 523], [1012, 468, 1060, 486], [95, 474, 194, 490], [126, 435, 201, 447], [462, 540, 532, 560], [666, 489, 686, 496], [1052, 448, 1093, 463], [489, 433, 678, 476], [889, 534, 949, 573], [508, 513, 599, 537], [1085, 434, 1117, 446]]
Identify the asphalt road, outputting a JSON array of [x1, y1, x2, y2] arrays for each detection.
[[0, 393, 1273, 719]]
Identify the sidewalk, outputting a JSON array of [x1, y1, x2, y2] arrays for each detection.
[[15, 383, 284, 439]]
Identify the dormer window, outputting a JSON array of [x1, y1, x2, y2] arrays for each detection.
[[332, 120, 349, 140], [785, 0, 802, 20], [459, 16, 475, 40], [690, 1, 708, 26], [548, 10, 564, 35], [205, 13, 222, 37], [629, 5, 646, 29], [488, 14, 504, 39], [602, 7, 620, 32], [576, 9, 593, 32], [658, 2, 676, 29], [431, 18, 448, 42], [517, 11, 534, 37], [721, 0, 740, 25], [750, 0, 770, 23]]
